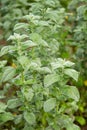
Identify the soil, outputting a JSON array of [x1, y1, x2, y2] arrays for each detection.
[[81, 125, 87, 130], [0, 29, 6, 46]]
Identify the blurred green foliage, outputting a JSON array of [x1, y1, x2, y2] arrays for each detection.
[[0, 0, 87, 129]]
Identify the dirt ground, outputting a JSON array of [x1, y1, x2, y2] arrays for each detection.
[[81, 125, 87, 130]]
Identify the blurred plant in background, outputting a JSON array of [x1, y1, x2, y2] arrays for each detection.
[[0, 0, 34, 40], [59, 0, 87, 127]]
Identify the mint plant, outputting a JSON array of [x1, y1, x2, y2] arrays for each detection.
[[0, 0, 32, 40], [0, 0, 80, 130], [0, 20, 80, 130]]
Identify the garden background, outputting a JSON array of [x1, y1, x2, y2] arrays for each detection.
[[0, 0, 87, 130]]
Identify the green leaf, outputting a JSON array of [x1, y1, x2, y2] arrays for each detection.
[[8, 33, 28, 41], [0, 60, 7, 68], [63, 61, 75, 67], [1, 67, 16, 82], [30, 33, 48, 47], [23, 125, 34, 130], [57, 115, 80, 130], [66, 124, 81, 130], [30, 33, 41, 42], [38, 20, 49, 26], [23, 79, 35, 85], [22, 88, 34, 101], [51, 59, 64, 69], [14, 114, 22, 125], [76, 116, 86, 126], [45, 126, 53, 130], [0, 102, 7, 113], [24, 111, 36, 125], [36, 67, 52, 74], [19, 0, 29, 5], [45, 0, 56, 7], [3, 21, 11, 30], [22, 40, 37, 49], [61, 86, 80, 102], [57, 114, 72, 127], [7, 98, 21, 109], [18, 56, 29, 68], [0, 112, 14, 123], [0, 46, 16, 56], [14, 23, 29, 31], [51, 58, 75, 70], [64, 69, 79, 81], [44, 74, 60, 87], [29, 59, 41, 70], [44, 98, 56, 112], [23, 14, 40, 21]]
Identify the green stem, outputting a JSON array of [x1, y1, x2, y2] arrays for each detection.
[[17, 40, 22, 56], [21, 72, 25, 84]]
